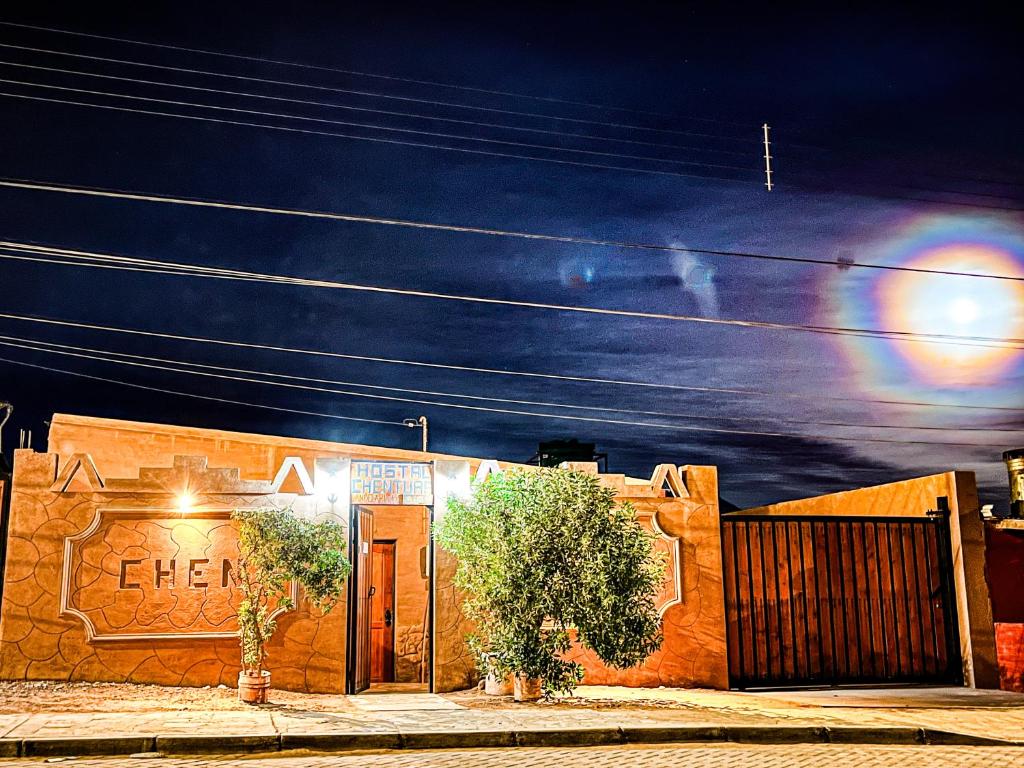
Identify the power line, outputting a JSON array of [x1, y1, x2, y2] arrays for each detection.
[[0, 59, 755, 158], [0, 91, 756, 186], [5, 331, 1019, 434], [0, 42, 759, 145], [0, 76, 757, 174], [0, 337, 1008, 448], [0, 310, 1020, 413], [1, 240, 1021, 350], [3, 180, 1020, 284], [6, 33, 1017, 203], [12, 68, 1021, 211], [0, 20, 756, 130], [0, 353, 406, 427]]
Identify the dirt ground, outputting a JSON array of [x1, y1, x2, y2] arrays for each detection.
[[445, 686, 710, 712], [0, 680, 358, 714], [0, 680, 709, 715]]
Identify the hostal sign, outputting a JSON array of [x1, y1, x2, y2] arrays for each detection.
[[350, 461, 433, 505]]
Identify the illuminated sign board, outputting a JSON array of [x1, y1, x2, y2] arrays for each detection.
[[350, 461, 433, 505]]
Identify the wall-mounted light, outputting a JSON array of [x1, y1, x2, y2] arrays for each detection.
[[175, 491, 196, 513], [314, 458, 349, 508], [403, 415, 428, 452]]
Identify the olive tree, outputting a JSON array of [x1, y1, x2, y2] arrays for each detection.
[[231, 507, 351, 674], [433, 468, 664, 695]]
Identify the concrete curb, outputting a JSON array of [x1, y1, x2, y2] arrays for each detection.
[[0, 724, 1018, 757]]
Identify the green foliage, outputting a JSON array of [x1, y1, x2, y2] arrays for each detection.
[[231, 507, 351, 673], [433, 468, 664, 695]]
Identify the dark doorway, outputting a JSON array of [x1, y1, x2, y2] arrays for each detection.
[[721, 511, 962, 689], [370, 540, 396, 683]]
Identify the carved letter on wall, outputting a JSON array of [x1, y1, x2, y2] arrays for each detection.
[[60, 508, 295, 641]]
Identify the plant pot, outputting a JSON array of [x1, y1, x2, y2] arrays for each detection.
[[484, 670, 514, 696], [238, 670, 271, 704], [513, 674, 542, 702]]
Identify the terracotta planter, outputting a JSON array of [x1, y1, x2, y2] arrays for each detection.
[[238, 670, 271, 704], [484, 670, 514, 696], [513, 674, 542, 702]]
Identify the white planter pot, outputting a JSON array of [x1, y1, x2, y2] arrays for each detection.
[[484, 671, 514, 696]]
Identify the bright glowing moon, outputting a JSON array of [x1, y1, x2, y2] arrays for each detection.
[[876, 244, 1024, 384], [948, 297, 979, 325]]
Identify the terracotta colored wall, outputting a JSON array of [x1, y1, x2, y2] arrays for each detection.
[[0, 450, 346, 693], [368, 505, 429, 683], [4, 415, 731, 693], [738, 472, 999, 689], [568, 465, 729, 689], [996, 623, 1024, 693]]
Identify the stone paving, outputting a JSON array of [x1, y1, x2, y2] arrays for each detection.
[[1, 744, 1024, 767], [1, 687, 1022, 757]]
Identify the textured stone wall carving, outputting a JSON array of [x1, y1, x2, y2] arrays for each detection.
[[396, 626, 426, 682], [566, 493, 729, 689], [0, 451, 345, 693], [2, 415, 735, 694]]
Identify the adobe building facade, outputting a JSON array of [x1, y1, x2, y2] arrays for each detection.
[[0, 413, 1001, 693], [0, 414, 727, 693]]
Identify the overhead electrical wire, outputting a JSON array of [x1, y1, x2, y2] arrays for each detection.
[[0, 91, 755, 185], [0, 240, 1021, 350], [9, 75, 1015, 209], [5, 44, 1018, 203], [0, 20, 757, 130], [0, 59, 754, 158], [0, 337, 1010, 448], [0, 76, 757, 174], [3, 332, 1019, 434], [0, 310, 1021, 414], [0, 42, 757, 145], [4, 34, 1017, 202], [0, 354, 408, 427], [3, 181, 1020, 284]]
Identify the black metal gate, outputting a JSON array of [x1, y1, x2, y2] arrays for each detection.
[[721, 508, 962, 689]]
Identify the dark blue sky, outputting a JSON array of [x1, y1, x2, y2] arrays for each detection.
[[1, 2, 1022, 509]]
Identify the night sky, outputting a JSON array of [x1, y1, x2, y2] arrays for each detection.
[[0, 3, 1022, 510]]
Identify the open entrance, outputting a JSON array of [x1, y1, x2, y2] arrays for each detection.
[[347, 504, 432, 694], [721, 509, 962, 690]]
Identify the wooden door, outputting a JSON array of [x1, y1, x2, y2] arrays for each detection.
[[352, 507, 375, 694], [370, 541, 396, 683]]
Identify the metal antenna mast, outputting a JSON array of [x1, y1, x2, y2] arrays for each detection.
[[762, 123, 774, 191]]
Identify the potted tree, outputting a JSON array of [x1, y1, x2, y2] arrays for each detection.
[[232, 507, 351, 704], [434, 468, 664, 700]]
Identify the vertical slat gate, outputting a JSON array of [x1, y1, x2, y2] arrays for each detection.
[[721, 513, 961, 689]]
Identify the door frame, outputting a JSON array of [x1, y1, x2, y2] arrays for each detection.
[[346, 502, 436, 693]]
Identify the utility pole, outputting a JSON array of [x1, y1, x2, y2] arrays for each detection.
[[403, 416, 428, 452], [762, 123, 774, 191]]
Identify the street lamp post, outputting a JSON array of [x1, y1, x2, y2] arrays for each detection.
[[403, 416, 428, 452]]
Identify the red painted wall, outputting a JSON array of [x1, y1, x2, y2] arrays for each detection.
[[984, 525, 1024, 692]]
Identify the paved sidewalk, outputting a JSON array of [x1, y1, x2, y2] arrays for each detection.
[[3, 744, 1024, 768], [0, 687, 1022, 758]]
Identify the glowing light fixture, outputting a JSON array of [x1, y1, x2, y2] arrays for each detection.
[[175, 491, 196, 513]]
